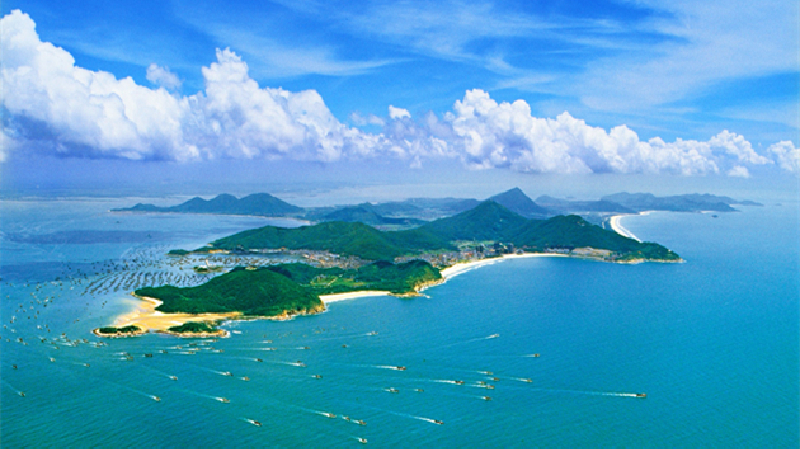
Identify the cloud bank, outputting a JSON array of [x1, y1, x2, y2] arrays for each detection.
[[1, 10, 797, 176]]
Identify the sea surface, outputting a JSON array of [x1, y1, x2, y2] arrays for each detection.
[[1, 195, 798, 448]]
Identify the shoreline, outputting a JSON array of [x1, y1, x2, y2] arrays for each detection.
[[98, 250, 672, 335], [609, 213, 642, 242]]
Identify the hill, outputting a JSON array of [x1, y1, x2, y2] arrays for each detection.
[[135, 267, 323, 316], [417, 201, 529, 241], [209, 221, 454, 260], [114, 193, 304, 216], [317, 204, 425, 227], [600, 193, 740, 212], [488, 188, 549, 217]]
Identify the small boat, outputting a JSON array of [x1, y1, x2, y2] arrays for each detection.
[[313, 374, 323, 379], [531, 353, 541, 358], [342, 344, 348, 348], [413, 388, 424, 392], [215, 397, 230, 403], [454, 380, 464, 385], [255, 358, 263, 362], [49, 358, 56, 362], [355, 419, 366, 426], [433, 419, 443, 425], [144, 353, 153, 358], [248, 419, 262, 427], [522, 378, 532, 383], [635, 393, 646, 398], [386, 388, 399, 394], [241, 376, 250, 381], [392, 366, 406, 371], [322, 412, 336, 418], [481, 396, 492, 401], [18, 391, 25, 397], [221, 371, 233, 376], [293, 361, 306, 367], [151, 395, 161, 402], [488, 334, 499, 338], [83, 363, 90, 367], [169, 376, 178, 381], [357, 437, 368, 444], [485, 385, 495, 390]]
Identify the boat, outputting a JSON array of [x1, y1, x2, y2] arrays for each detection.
[[386, 388, 399, 393], [221, 371, 233, 376], [293, 361, 306, 367], [322, 412, 336, 418], [635, 393, 646, 398], [151, 395, 161, 402], [248, 419, 262, 427], [413, 388, 424, 392], [357, 437, 368, 444], [18, 391, 25, 397], [313, 374, 323, 379], [454, 380, 464, 385], [169, 376, 178, 381], [355, 419, 366, 426], [144, 353, 153, 358], [481, 396, 492, 401], [241, 376, 250, 381], [392, 366, 406, 371], [433, 419, 443, 425], [255, 358, 263, 362], [531, 353, 541, 358], [49, 358, 56, 362], [83, 363, 90, 367], [215, 397, 230, 403], [488, 334, 499, 338]]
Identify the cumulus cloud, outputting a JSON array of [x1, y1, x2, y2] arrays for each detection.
[[146, 63, 181, 90], [1, 10, 796, 178], [388, 105, 411, 119]]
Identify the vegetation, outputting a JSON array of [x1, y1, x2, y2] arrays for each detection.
[[168, 249, 191, 256], [487, 188, 549, 218], [136, 267, 322, 316], [168, 322, 217, 333], [97, 325, 141, 334], [210, 221, 454, 260], [417, 201, 529, 241]]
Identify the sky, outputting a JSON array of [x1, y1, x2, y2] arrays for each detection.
[[1, 0, 798, 197]]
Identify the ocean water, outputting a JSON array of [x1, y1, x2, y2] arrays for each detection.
[[1, 196, 798, 448]]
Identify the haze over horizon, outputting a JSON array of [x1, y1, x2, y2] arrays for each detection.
[[1, 1, 798, 194]]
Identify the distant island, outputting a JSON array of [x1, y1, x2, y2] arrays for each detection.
[[113, 189, 763, 230]]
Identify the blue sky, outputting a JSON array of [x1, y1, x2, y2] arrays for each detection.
[[1, 0, 798, 192]]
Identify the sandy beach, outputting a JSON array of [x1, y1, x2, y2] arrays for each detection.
[[609, 214, 641, 242], [112, 294, 241, 332]]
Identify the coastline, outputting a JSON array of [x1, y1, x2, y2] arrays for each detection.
[[609, 213, 642, 242], [98, 249, 671, 335]]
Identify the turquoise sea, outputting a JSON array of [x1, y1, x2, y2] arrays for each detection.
[[1, 195, 798, 448]]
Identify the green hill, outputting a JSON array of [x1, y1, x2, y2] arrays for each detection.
[[135, 267, 322, 316], [209, 221, 454, 260], [488, 188, 549, 218], [417, 201, 529, 241]]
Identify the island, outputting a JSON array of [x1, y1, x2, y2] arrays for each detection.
[[92, 324, 146, 338], [101, 197, 684, 336]]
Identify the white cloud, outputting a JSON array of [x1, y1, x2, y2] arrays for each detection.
[[388, 105, 411, 119], [2, 11, 795, 178], [146, 63, 181, 90], [767, 141, 800, 173], [727, 165, 751, 178]]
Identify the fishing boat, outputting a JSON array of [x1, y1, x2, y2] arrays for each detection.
[[215, 397, 230, 403], [635, 393, 646, 398]]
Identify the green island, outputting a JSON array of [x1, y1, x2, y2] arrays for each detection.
[[127, 200, 680, 326], [93, 324, 145, 338]]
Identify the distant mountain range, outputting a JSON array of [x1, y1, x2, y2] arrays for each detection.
[[115, 189, 761, 226], [114, 193, 303, 216]]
